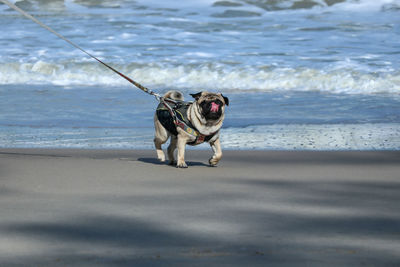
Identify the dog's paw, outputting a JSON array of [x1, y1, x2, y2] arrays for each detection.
[[209, 158, 219, 167], [168, 160, 176, 166], [156, 150, 166, 162], [176, 162, 188, 168]]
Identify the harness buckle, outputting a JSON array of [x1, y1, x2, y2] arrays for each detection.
[[174, 102, 183, 110]]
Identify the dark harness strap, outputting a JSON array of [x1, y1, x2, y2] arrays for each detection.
[[156, 101, 217, 145]]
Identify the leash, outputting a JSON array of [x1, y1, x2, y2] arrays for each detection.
[[1, 0, 162, 101], [1, 0, 201, 139]]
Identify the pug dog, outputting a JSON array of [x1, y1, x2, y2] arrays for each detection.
[[154, 90, 229, 168]]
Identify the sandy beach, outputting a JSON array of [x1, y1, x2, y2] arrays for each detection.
[[0, 148, 399, 266], [2, 1, 400, 266]]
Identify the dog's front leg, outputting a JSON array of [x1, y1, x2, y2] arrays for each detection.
[[176, 135, 188, 168], [209, 138, 222, 166]]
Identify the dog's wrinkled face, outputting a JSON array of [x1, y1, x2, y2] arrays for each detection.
[[190, 92, 229, 120]]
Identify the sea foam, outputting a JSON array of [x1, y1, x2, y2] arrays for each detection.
[[1, 61, 399, 95], [1, 123, 399, 150]]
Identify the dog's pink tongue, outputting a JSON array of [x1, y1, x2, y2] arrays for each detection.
[[210, 102, 220, 112]]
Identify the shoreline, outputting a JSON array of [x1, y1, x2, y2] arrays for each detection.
[[2, 122, 400, 151], [1, 148, 400, 266], [1, 147, 400, 160]]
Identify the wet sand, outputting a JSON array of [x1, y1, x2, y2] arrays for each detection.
[[0, 148, 399, 266]]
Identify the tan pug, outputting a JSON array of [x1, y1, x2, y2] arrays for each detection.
[[154, 90, 229, 168]]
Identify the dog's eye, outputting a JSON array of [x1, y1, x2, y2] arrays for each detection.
[[199, 101, 208, 108], [215, 100, 223, 105]]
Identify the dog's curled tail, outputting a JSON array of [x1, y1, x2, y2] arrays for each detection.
[[163, 90, 184, 101]]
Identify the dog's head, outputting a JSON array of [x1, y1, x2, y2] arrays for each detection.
[[190, 91, 229, 121]]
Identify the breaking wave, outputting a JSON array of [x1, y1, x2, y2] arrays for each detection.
[[1, 60, 399, 95], [231, 0, 400, 12], [1, 0, 400, 13]]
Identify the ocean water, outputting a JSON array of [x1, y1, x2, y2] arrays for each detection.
[[1, 0, 400, 150]]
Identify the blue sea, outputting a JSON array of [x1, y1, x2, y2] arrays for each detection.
[[1, 0, 400, 150]]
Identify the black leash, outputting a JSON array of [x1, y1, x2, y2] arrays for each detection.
[[1, 0, 163, 101], [1, 0, 189, 130]]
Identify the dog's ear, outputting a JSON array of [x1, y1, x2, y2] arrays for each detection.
[[222, 94, 229, 106], [190, 92, 202, 101]]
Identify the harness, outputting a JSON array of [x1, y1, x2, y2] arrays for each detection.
[[156, 101, 217, 145]]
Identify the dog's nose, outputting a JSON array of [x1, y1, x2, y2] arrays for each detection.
[[210, 102, 220, 112]]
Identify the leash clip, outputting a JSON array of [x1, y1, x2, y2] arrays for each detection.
[[154, 93, 161, 102]]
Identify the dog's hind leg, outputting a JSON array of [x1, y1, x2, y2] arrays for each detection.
[[154, 119, 169, 162], [167, 136, 177, 165], [154, 136, 167, 162], [176, 135, 188, 168]]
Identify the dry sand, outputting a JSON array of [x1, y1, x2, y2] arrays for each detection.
[[0, 148, 399, 266]]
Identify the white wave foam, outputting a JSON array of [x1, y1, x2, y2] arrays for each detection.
[[2, 123, 399, 150], [0, 61, 399, 95], [328, 0, 400, 12], [184, 52, 216, 58], [133, 0, 400, 12], [232, 0, 400, 12], [221, 123, 400, 150], [3, 0, 399, 15]]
